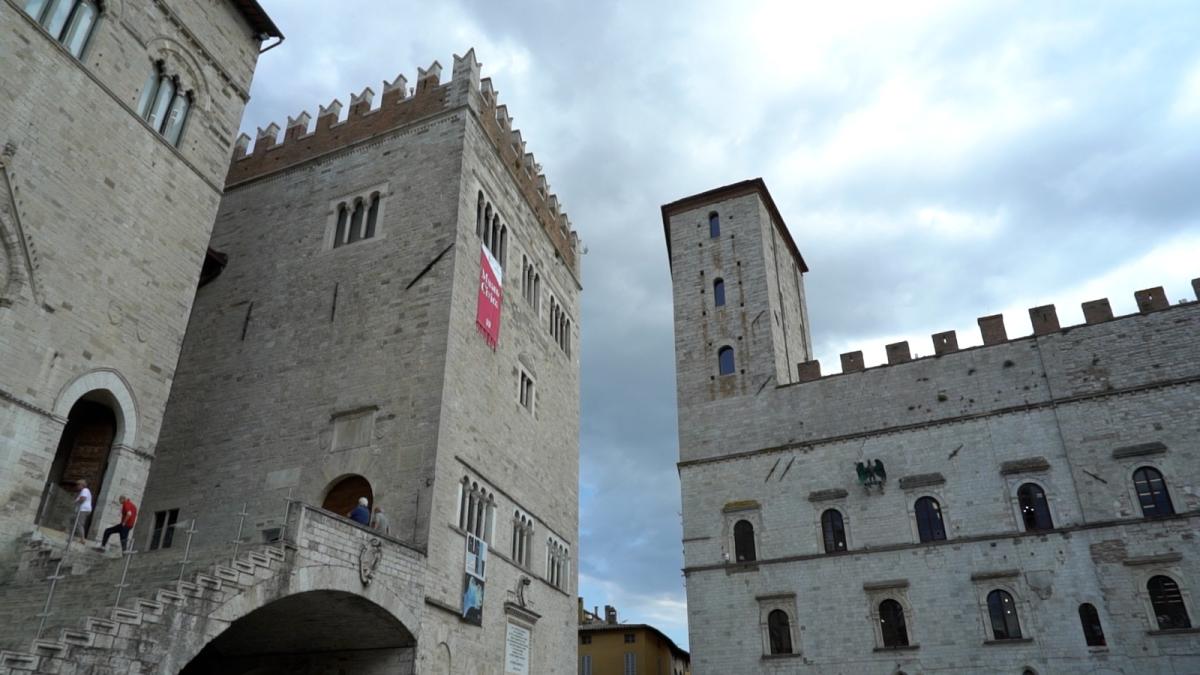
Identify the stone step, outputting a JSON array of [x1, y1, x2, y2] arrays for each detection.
[[58, 628, 91, 647], [28, 641, 64, 657], [84, 617, 117, 635], [134, 599, 163, 616], [155, 589, 185, 606], [109, 608, 140, 625], [0, 650, 38, 670]]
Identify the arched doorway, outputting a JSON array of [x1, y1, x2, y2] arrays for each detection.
[[180, 590, 415, 675], [322, 475, 373, 519], [37, 397, 118, 537]]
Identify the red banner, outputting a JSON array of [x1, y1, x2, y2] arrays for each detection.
[[476, 246, 503, 349]]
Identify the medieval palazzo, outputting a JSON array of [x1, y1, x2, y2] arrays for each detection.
[[0, 1, 581, 672], [665, 180, 1200, 674]]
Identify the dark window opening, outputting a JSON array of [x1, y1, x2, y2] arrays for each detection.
[[713, 278, 726, 307], [718, 346, 735, 376], [1148, 575, 1192, 630], [1078, 603, 1106, 646], [1017, 483, 1053, 531], [821, 509, 847, 553], [987, 589, 1022, 640], [733, 519, 756, 562], [1133, 467, 1174, 517], [879, 599, 909, 647], [767, 609, 792, 654], [149, 508, 179, 550], [914, 496, 946, 542], [708, 211, 720, 238]]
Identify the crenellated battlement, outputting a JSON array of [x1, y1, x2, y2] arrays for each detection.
[[794, 280, 1200, 383], [225, 49, 579, 273]]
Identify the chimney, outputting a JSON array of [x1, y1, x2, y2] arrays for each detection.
[[604, 605, 617, 625]]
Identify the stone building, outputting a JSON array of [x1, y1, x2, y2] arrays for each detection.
[[0, 0, 279, 564], [0, 48, 580, 674], [578, 601, 690, 675], [664, 179, 1200, 674]]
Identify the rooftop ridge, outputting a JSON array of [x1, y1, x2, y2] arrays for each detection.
[[226, 49, 580, 273], [793, 281, 1200, 384]]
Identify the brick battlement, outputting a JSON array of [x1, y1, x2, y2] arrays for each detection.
[[225, 49, 579, 273], [794, 280, 1200, 383]]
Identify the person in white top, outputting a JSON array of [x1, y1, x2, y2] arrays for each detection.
[[74, 479, 93, 544]]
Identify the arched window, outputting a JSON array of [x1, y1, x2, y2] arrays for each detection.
[[879, 599, 909, 647], [709, 211, 720, 239], [1078, 603, 1105, 646], [1017, 483, 1053, 531], [135, 61, 193, 147], [767, 609, 792, 654], [1133, 467, 1174, 517], [146, 73, 176, 134], [491, 215, 501, 256], [713, 278, 726, 307], [498, 225, 507, 267], [986, 589, 1022, 640], [820, 509, 846, 553], [334, 204, 348, 248], [483, 204, 492, 247], [1148, 575, 1192, 630], [718, 346, 735, 376], [348, 199, 364, 243], [733, 519, 756, 562], [23, 0, 99, 58], [364, 193, 380, 239], [914, 496, 946, 542]]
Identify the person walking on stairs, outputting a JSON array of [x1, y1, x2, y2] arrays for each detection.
[[96, 495, 137, 552]]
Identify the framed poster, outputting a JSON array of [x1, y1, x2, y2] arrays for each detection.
[[462, 574, 484, 625], [466, 533, 488, 580]]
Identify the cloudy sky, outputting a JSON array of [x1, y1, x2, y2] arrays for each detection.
[[243, 0, 1200, 649]]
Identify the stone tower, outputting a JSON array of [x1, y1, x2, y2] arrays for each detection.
[[134, 51, 582, 674], [662, 179, 811, 461], [0, 0, 278, 559]]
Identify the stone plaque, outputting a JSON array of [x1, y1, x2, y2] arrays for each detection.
[[504, 622, 530, 675]]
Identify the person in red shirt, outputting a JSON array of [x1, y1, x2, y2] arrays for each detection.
[[96, 495, 137, 552]]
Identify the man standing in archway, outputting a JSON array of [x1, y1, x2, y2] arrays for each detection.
[[73, 480, 92, 545], [96, 495, 137, 552], [349, 497, 370, 526]]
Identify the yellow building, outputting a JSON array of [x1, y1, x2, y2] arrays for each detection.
[[579, 602, 690, 675]]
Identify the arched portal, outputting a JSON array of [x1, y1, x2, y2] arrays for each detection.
[[322, 474, 373, 518], [36, 397, 118, 537], [180, 590, 416, 675]]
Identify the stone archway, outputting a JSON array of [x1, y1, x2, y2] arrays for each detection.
[[36, 398, 117, 538], [179, 590, 416, 675], [322, 474, 373, 519]]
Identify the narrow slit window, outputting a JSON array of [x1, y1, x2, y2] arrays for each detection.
[[718, 346, 735, 376], [713, 278, 726, 307], [348, 200, 364, 243], [364, 192, 380, 239], [708, 211, 720, 238], [334, 204, 348, 248]]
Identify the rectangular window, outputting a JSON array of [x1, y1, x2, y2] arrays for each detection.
[[581, 655, 592, 675], [624, 652, 636, 675], [624, 633, 636, 643], [581, 635, 592, 645], [518, 370, 535, 413], [149, 508, 179, 550]]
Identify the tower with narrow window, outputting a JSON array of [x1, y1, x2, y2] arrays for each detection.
[[665, 180, 1200, 674], [662, 179, 812, 462]]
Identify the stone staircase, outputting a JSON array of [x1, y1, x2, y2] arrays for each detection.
[[0, 541, 289, 674]]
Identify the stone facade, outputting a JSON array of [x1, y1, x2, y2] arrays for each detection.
[[134, 51, 581, 674], [666, 180, 1200, 674], [0, 0, 274, 565]]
